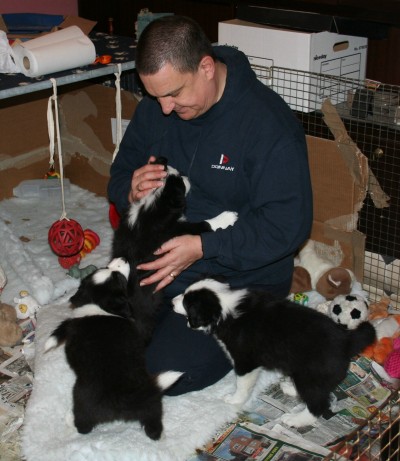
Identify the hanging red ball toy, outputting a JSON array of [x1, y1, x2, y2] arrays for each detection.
[[48, 218, 85, 257]]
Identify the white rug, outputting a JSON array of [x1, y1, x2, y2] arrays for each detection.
[[21, 298, 279, 461], [0, 184, 114, 307], [2, 184, 279, 461]]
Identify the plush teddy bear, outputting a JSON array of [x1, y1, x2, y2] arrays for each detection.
[[290, 239, 355, 300], [0, 301, 23, 347]]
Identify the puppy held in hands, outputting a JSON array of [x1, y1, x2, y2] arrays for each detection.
[[172, 278, 376, 428], [45, 257, 182, 440], [111, 156, 238, 342]]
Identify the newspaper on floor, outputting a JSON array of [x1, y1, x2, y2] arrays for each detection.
[[189, 421, 337, 461], [190, 355, 397, 461], [254, 356, 392, 449], [0, 346, 33, 443]]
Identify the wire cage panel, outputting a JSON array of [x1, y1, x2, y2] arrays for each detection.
[[251, 64, 400, 308], [250, 63, 400, 460]]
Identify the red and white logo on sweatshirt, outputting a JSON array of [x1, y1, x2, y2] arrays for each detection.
[[211, 154, 234, 171]]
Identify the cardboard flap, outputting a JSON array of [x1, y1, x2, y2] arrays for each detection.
[[306, 135, 368, 230]]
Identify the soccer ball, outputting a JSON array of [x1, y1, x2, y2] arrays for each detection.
[[328, 294, 369, 329]]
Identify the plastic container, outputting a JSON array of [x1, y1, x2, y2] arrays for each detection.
[[13, 179, 71, 199]]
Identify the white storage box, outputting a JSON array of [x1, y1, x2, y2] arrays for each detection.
[[218, 19, 368, 112]]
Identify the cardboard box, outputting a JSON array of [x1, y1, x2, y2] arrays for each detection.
[[0, 83, 138, 199], [303, 99, 369, 281], [306, 135, 367, 280], [218, 19, 368, 112]]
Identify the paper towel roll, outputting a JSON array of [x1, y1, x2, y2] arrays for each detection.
[[11, 26, 96, 78]]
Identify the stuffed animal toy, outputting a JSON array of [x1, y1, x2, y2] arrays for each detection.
[[290, 239, 355, 300], [0, 302, 23, 347], [328, 294, 369, 329], [362, 298, 400, 366], [14, 290, 41, 320], [368, 297, 391, 321]]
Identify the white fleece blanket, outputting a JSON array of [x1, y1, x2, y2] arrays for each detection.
[[21, 299, 280, 461]]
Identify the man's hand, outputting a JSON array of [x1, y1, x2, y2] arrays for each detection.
[[137, 235, 203, 291], [128, 155, 167, 203]]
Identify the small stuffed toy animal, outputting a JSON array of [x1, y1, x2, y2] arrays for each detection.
[[14, 290, 41, 320], [362, 297, 400, 365], [0, 302, 23, 347], [329, 294, 369, 329], [290, 240, 355, 300]]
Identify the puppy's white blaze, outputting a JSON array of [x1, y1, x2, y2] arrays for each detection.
[[92, 268, 112, 285], [107, 257, 130, 280], [206, 211, 238, 231], [71, 303, 115, 318], [156, 371, 184, 391], [281, 406, 317, 428], [185, 279, 247, 320], [44, 335, 58, 352]]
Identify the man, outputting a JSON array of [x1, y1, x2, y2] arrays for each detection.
[[108, 15, 313, 395]]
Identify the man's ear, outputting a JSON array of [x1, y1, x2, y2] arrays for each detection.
[[199, 55, 215, 80]]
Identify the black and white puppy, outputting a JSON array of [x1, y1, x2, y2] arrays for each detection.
[[112, 156, 237, 341], [172, 278, 376, 428], [45, 258, 182, 440]]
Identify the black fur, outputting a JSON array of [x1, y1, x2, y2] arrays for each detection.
[[46, 260, 181, 439], [49, 315, 165, 439], [69, 270, 133, 318], [176, 281, 377, 420], [111, 156, 233, 342]]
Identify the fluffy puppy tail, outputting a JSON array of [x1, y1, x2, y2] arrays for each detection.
[[347, 321, 377, 358], [156, 371, 184, 392], [44, 319, 71, 352]]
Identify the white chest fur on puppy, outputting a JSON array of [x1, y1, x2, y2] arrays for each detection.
[[173, 278, 376, 429]]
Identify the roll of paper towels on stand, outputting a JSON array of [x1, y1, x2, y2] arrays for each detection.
[[11, 26, 96, 78]]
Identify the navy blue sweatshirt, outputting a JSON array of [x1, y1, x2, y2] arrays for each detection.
[[108, 46, 313, 291]]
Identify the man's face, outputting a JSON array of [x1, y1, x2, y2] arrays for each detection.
[[139, 57, 216, 120]]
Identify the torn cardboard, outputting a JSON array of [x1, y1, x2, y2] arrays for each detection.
[[322, 99, 390, 210], [305, 100, 372, 281]]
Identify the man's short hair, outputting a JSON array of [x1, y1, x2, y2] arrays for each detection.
[[136, 15, 216, 75]]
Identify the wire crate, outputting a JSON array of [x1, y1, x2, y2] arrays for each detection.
[[252, 65, 400, 309], [250, 65, 400, 460], [324, 388, 400, 461]]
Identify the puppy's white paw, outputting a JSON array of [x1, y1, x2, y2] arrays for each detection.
[[207, 211, 238, 231], [281, 407, 317, 428], [280, 378, 298, 397], [224, 393, 247, 406]]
